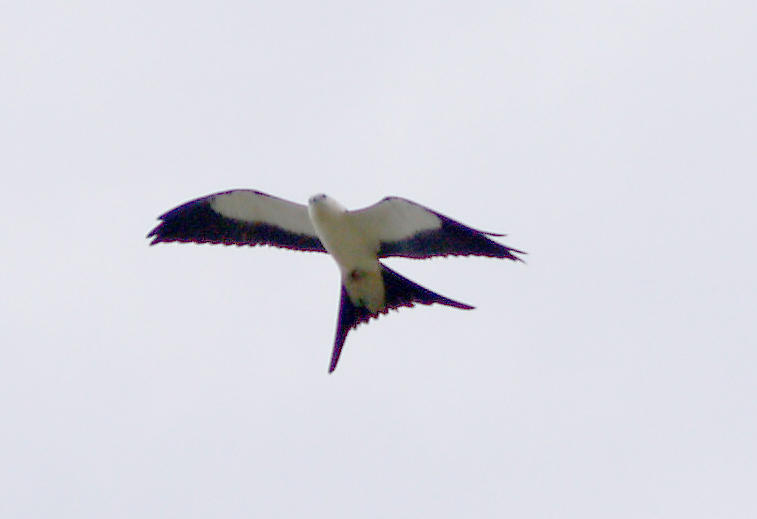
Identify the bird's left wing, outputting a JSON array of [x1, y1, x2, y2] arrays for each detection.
[[148, 190, 327, 252], [348, 197, 525, 260]]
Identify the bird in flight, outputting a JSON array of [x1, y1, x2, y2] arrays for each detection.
[[147, 190, 524, 372]]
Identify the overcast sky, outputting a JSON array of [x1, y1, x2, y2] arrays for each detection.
[[2, 1, 756, 517]]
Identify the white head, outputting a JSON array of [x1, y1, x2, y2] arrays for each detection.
[[308, 193, 328, 205], [307, 193, 346, 213]]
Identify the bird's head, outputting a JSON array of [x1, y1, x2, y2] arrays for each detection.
[[308, 193, 329, 205], [308, 193, 346, 213]]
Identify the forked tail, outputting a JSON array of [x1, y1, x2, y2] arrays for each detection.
[[329, 264, 474, 372]]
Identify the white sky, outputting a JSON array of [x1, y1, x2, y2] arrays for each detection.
[[2, 1, 756, 517]]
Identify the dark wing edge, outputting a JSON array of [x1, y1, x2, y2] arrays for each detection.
[[328, 264, 473, 373], [378, 211, 526, 261], [147, 191, 327, 253]]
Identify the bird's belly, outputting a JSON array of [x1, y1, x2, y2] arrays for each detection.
[[309, 208, 384, 311], [318, 228, 371, 270], [343, 268, 385, 313], [310, 208, 376, 269]]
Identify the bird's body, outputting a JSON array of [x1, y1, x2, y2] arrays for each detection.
[[308, 195, 385, 313], [148, 190, 524, 372]]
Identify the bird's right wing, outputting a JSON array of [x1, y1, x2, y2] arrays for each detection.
[[147, 190, 327, 252], [349, 197, 525, 260]]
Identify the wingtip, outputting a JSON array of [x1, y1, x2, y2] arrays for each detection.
[[504, 247, 527, 262], [146, 228, 164, 245], [146, 222, 166, 243]]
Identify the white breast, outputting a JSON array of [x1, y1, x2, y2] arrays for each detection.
[[308, 195, 385, 311]]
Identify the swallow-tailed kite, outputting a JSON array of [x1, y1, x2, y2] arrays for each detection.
[[147, 190, 524, 372]]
